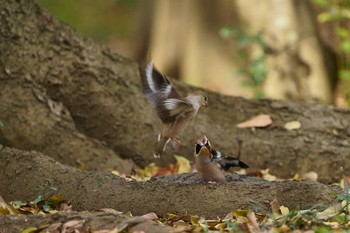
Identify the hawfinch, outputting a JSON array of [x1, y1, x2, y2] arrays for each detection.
[[194, 138, 227, 184], [201, 135, 249, 171], [140, 61, 208, 158]]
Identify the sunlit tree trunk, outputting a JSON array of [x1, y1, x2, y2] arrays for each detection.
[[234, 0, 335, 102], [148, 0, 336, 103], [149, 0, 253, 97]]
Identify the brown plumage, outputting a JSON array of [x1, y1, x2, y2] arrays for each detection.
[[194, 138, 227, 184], [201, 135, 249, 171], [140, 61, 208, 158]]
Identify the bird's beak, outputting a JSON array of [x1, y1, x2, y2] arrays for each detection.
[[204, 100, 208, 107], [203, 135, 208, 142]]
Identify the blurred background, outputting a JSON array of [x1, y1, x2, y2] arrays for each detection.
[[37, 0, 350, 106]]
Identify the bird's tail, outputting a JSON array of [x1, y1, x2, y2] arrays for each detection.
[[154, 134, 170, 158], [237, 160, 249, 169]]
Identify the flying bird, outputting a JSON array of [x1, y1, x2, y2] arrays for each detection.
[[140, 61, 208, 158]]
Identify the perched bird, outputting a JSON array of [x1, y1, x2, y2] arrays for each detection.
[[140, 61, 208, 158], [201, 135, 249, 171], [194, 138, 227, 184]]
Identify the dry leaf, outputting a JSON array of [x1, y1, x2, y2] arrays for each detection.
[[316, 203, 342, 220], [247, 212, 261, 233], [0, 195, 18, 214], [21, 227, 39, 233], [284, 121, 301, 130], [236, 114, 272, 128], [302, 171, 318, 182], [280, 206, 289, 216], [174, 155, 191, 174], [261, 169, 277, 181], [100, 208, 123, 215], [62, 219, 85, 228], [118, 216, 148, 232], [270, 198, 280, 214], [142, 212, 158, 220]]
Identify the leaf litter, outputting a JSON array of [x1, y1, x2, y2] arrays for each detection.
[[1, 157, 349, 232]]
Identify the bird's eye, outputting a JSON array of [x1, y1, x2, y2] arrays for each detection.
[[195, 144, 202, 154], [204, 96, 208, 101]]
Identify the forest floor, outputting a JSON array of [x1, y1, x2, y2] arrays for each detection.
[[0, 148, 348, 233]]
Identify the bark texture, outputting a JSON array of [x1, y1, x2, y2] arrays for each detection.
[[0, 148, 342, 219], [0, 0, 349, 184]]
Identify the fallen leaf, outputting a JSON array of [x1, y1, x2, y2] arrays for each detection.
[[236, 114, 272, 128], [21, 227, 39, 233], [270, 198, 280, 214], [316, 203, 342, 220], [302, 171, 318, 182], [284, 121, 301, 130], [0, 195, 18, 214], [174, 155, 191, 174], [136, 163, 160, 177], [142, 212, 158, 220], [280, 206, 289, 216], [100, 208, 123, 215], [118, 216, 148, 232], [261, 169, 277, 181], [62, 219, 85, 228], [247, 212, 261, 233]]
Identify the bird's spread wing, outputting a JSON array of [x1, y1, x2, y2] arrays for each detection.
[[140, 61, 194, 124], [140, 62, 181, 108], [156, 98, 194, 124]]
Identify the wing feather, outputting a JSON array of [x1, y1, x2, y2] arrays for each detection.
[[140, 61, 193, 124]]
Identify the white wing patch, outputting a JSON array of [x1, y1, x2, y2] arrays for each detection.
[[163, 84, 172, 96], [215, 151, 222, 159], [145, 62, 156, 92], [163, 98, 183, 111]]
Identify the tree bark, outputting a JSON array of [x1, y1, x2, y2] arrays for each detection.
[[0, 148, 341, 219], [0, 0, 349, 184]]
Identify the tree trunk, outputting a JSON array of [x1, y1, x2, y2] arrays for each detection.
[[234, 0, 335, 102], [0, 0, 349, 184], [0, 148, 341, 219]]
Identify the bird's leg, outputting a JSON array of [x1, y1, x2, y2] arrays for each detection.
[[154, 134, 170, 158], [171, 137, 182, 150]]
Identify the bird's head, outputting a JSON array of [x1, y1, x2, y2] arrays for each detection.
[[186, 92, 208, 108], [201, 95, 208, 107], [196, 135, 222, 160], [194, 137, 212, 159]]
